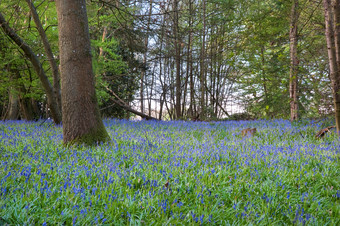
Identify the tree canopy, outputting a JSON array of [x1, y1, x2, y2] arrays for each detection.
[[0, 0, 336, 125]]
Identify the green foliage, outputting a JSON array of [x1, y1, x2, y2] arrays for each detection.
[[88, 2, 140, 118], [0, 0, 59, 118], [0, 0, 334, 121]]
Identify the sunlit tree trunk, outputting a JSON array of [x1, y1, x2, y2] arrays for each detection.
[[56, 0, 109, 145]]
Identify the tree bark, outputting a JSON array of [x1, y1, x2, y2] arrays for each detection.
[[333, 0, 340, 134], [56, 0, 109, 145], [200, 0, 207, 119], [12, 68, 35, 121], [4, 89, 19, 120], [324, 0, 340, 135], [0, 12, 62, 124], [189, 0, 195, 119], [173, 0, 182, 119], [289, 0, 299, 121], [140, 1, 153, 114], [99, 26, 108, 58]]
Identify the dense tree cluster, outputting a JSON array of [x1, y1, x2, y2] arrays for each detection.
[[0, 0, 338, 128]]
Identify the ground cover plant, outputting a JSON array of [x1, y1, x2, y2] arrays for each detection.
[[0, 119, 339, 225]]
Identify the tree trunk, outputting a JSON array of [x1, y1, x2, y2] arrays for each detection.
[[99, 26, 108, 58], [324, 0, 340, 134], [18, 96, 35, 121], [4, 89, 19, 120], [0, 12, 62, 124], [173, 0, 182, 119], [332, 0, 340, 135], [56, 0, 109, 145], [26, 0, 62, 110], [188, 0, 195, 119], [140, 1, 153, 114], [13, 70, 35, 121], [200, 0, 207, 119], [289, 0, 299, 121], [182, 0, 193, 118], [103, 84, 158, 120]]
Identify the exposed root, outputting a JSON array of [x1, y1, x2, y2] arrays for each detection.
[[315, 126, 336, 139]]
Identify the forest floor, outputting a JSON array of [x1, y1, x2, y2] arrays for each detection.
[[0, 118, 339, 225]]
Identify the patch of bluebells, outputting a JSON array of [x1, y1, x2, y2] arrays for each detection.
[[0, 119, 339, 224]]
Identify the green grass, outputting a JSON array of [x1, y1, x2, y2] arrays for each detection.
[[0, 118, 339, 225]]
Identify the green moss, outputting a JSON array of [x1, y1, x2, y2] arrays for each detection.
[[66, 122, 110, 146], [64, 92, 109, 147]]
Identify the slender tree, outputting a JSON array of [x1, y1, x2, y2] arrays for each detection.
[[55, 0, 109, 145], [200, 0, 207, 119], [289, 0, 299, 121], [140, 1, 153, 114], [26, 0, 61, 110], [324, 0, 340, 134], [173, 0, 182, 119]]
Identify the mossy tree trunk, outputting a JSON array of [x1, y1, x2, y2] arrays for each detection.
[[56, 0, 109, 145]]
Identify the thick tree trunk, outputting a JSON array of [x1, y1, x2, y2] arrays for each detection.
[[289, 0, 299, 121], [324, 0, 340, 135], [4, 89, 19, 120], [56, 0, 109, 145], [0, 12, 62, 124], [18, 97, 35, 121]]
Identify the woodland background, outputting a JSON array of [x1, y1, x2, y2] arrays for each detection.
[[0, 0, 332, 121]]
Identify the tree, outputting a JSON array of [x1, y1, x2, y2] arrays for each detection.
[[323, 0, 340, 134], [0, 12, 62, 124], [87, 1, 141, 119], [173, 0, 182, 119], [25, 0, 61, 111], [289, 0, 299, 121], [200, 0, 207, 119], [55, 0, 109, 145]]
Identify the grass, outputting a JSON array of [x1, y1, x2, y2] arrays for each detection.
[[0, 118, 339, 225]]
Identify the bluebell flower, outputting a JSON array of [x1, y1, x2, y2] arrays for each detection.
[[73, 216, 77, 225]]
